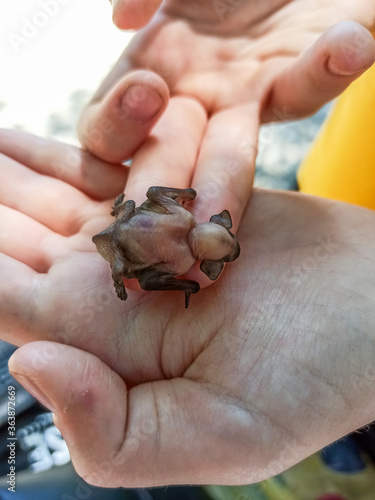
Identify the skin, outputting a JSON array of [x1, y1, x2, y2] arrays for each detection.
[[1, 131, 375, 487], [92, 186, 240, 307], [79, 1, 375, 236]]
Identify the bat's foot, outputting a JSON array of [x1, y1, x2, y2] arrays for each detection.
[[114, 281, 128, 301]]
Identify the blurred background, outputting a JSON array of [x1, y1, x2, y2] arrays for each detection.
[[0, 0, 130, 143]]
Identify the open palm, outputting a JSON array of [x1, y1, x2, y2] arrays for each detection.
[[2, 130, 375, 487], [80, 0, 375, 227]]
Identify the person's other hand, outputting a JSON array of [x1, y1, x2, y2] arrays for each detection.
[[2, 130, 375, 487], [79, 0, 375, 227]]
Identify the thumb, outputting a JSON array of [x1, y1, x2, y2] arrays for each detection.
[[78, 70, 169, 163], [112, 0, 164, 30], [263, 21, 375, 121], [9, 341, 128, 487], [8, 341, 256, 487]]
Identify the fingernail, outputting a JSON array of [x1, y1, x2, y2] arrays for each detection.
[[121, 85, 164, 123], [11, 373, 55, 413], [327, 57, 367, 76], [111, 0, 119, 9]]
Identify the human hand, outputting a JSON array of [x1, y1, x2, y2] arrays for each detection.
[[80, 0, 375, 227], [2, 130, 375, 487]]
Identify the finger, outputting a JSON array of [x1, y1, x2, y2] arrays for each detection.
[[125, 96, 207, 204], [9, 342, 128, 486], [0, 129, 127, 200], [0, 250, 125, 355], [0, 206, 65, 271], [8, 342, 256, 487], [112, 0, 163, 30], [0, 153, 104, 236], [118, 96, 207, 293], [78, 70, 169, 163], [263, 21, 375, 121], [8, 342, 127, 487], [191, 105, 259, 227], [0, 254, 38, 345], [0, 202, 97, 274], [166, 105, 257, 289]]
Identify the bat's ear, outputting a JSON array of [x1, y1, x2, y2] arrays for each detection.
[[111, 194, 125, 217], [111, 198, 136, 220], [209, 210, 232, 230], [92, 227, 117, 264], [200, 259, 225, 280]]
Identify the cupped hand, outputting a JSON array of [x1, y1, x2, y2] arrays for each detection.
[[80, 0, 375, 227], [2, 130, 375, 487]]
